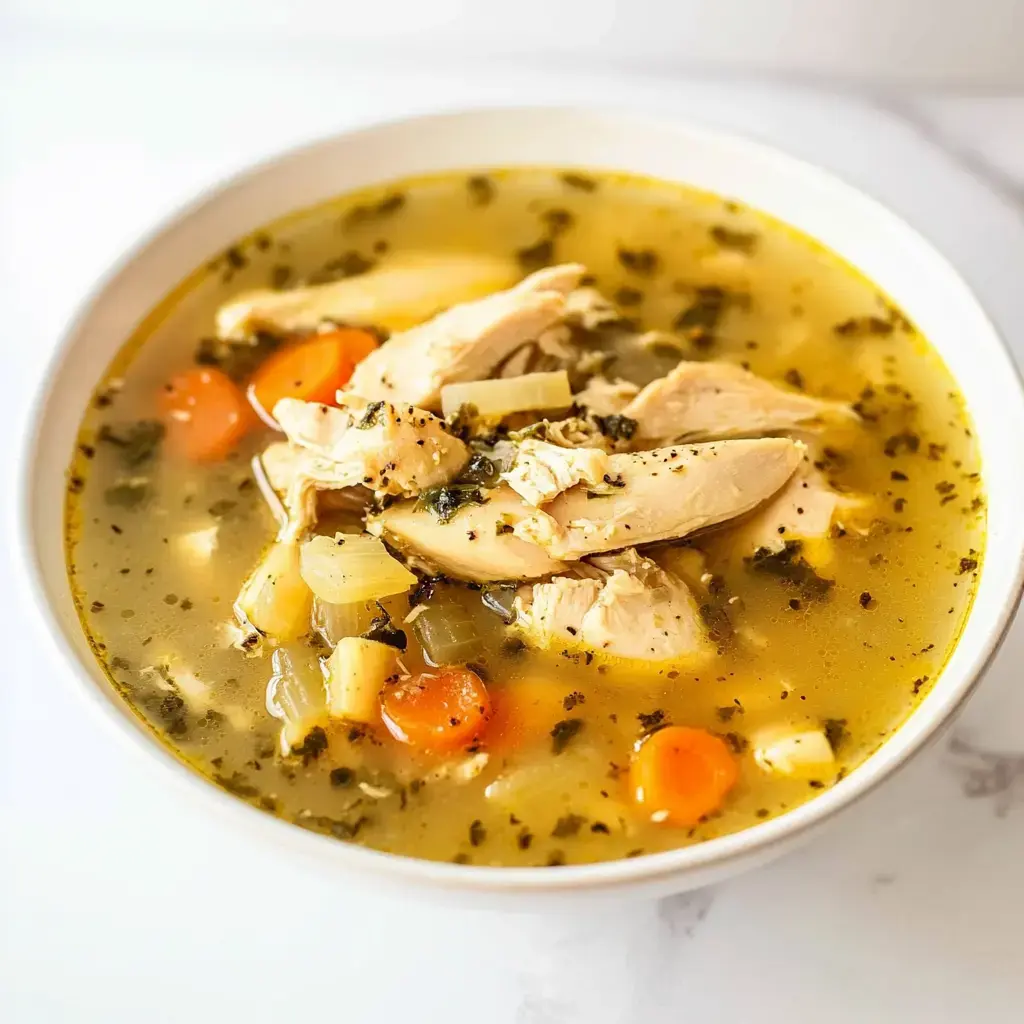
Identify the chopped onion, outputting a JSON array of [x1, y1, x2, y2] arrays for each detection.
[[299, 533, 416, 605], [323, 636, 399, 724], [412, 599, 480, 666], [313, 597, 376, 646], [481, 585, 518, 624], [236, 541, 312, 642], [266, 649, 328, 752], [440, 370, 572, 419]]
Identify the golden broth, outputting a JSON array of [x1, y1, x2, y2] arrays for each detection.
[[65, 168, 984, 866]]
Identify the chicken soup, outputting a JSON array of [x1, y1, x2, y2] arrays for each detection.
[[65, 168, 984, 866]]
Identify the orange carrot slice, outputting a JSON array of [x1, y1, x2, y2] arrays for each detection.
[[247, 328, 378, 421], [630, 726, 738, 826], [380, 667, 491, 753], [159, 367, 253, 462]]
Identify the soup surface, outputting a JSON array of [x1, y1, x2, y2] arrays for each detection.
[[65, 168, 984, 867]]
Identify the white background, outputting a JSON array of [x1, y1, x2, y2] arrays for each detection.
[[3, 14, 1024, 1024]]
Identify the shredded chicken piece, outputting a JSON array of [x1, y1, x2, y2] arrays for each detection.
[[573, 376, 640, 416], [275, 395, 468, 495], [515, 549, 710, 662], [728, 457, 872, 564], [368, 484, 566, 583], [562, 287, 625, 331], [214, 252, 519, 338], [514, 438, 805, 559], [345, 264, 585, 409], [623, 360, 856, 443], [503, 439, 611, 506], [268, 395, 467, 539]]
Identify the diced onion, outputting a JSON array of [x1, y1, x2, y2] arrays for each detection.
[[236, 541, 312, 641], [440, 371, 572, 419], [753, 727, 836, 779], [323, 636, 399, 724], [313, 598, 376, 646], [266, 649, 328, 752], [411, 586, 505, 667], [299, 533, 416, 605]]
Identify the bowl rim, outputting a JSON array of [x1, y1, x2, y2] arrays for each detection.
[[18, 103, 1024, 895]]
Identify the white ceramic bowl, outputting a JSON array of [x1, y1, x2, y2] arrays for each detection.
[[19, 107, 1024, 903]]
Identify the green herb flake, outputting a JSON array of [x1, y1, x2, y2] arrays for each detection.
[[746, 540, 834, 600], [709, 225, 758, 253], [561, 172, 598, 192], [97, 420, 165, 468], [614, 286, 644, 307], [541, 208, 574, 235], [593, 413, 638, 442], [823, 718, 849, 753], [342, 193, 406, 228], [516, 238, 555, 272], [291, 726, 329, 765], [208, 499, 237, 518], [460, 453, 499, 487], [616, 247, 660, 277], [362, 606, 408, 651], [466, 175, 496, 206], [418, 484, 489, 524], [356, 400, 386, 429], [637, 709, 666, 732], [833, 316, 894, 338], [550, 718, 585, 755], [104, 481, 149, 509], [551, 813, 586, 839], [213, 772, 260, 798], [673, 285, 733, 347]]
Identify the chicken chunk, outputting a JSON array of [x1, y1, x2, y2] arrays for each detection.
[[515, 438, 804, 559], [502, 439, 610, 506], [345, 264, 586, 409], [215, 252, 519, 338], [368, 484, 566, 582], [515, 550, 710, 662], [572, 375, 640, 416], [268, 395, 467, 540], [274, 394, 468, 496], [622, 360, 856, 444], [562, 287, 626, 331], [728, 457, 871, 564], [255, 442, 372, 537]]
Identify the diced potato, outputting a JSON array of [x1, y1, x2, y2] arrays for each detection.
[[324, 636, 400, 724], [299, 534, 416, 605], [236, 541, 313, 641], [753, 727, 836, 779], [440, 370, 572, 419], [265, 649, 328, 752]]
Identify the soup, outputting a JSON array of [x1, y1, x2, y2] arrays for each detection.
[[65, 168, 984, 867]]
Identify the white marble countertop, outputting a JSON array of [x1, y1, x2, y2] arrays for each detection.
[[2, 29, 1023, 1024]]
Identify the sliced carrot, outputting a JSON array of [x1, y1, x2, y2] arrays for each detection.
[[380, 667, 491, 753], [630, 726, 738, 827], [159, 367, 254, 462], [247, 328, 378, 420]]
